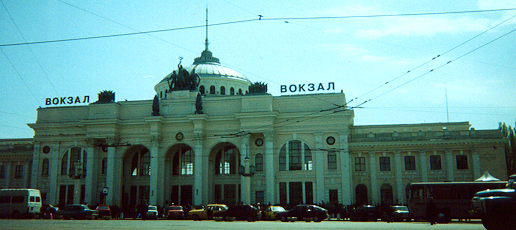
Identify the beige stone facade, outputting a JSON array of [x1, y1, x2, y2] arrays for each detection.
[[0, 46, 507, 212]]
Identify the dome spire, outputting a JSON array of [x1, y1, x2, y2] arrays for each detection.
[[205, 7, 209, 51], [193, 7, 220, 64]]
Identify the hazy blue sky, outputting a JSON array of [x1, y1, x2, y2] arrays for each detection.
[[1, 0, 515, 139]]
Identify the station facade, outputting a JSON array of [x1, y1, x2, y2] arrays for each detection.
[[0, 44, 507, 211]]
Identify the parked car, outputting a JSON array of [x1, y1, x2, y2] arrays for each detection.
[[166, 205, 185, 219], [264, 206, 285, 220], [391, 205, 411, 222], [56, 204, 98, 220], [275, 204, 328, 222], [349, 205, 380, 221], [212, 204, 261, 221], [188, 204, 228, 220], [96, 204, 111, 219], [146, 205, 158, 220]]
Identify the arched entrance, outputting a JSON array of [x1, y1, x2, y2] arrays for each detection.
[[380, 183, 393, 205], [208, 142, 240, 204], [121, 145, 150, 218], [164, 144, 194, 206], [355, 184, 368, 205]]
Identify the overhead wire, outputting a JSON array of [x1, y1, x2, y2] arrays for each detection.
[[2, 8, 516, 47], [347, 12, 516, 105]]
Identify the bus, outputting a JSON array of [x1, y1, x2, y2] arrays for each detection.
[[407, 181, 506, 222], [0, 189, 42, 218]]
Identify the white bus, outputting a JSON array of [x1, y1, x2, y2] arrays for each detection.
[[0, 189, 42, 218]]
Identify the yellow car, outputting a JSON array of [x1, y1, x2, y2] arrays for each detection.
[[264, 206, 285, 220]]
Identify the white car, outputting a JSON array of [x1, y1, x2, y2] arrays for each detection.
[[146, 205, 158, 220]]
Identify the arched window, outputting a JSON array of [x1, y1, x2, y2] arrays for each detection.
[[172, 146, 194, 175], [210, 85, 216, 94], [238, 89, 242, 95], [199, 85, 205, 95], [381, 183, 393, 205], [131, 149, 150, 176], [215, 146, 238, 174], [255, 153, 263, 171], [279, 140, 312, 171], [230, 87, 235, 95], [60, 147, 87, 178], [42, 158, 49, 176], [61, 152, 68, 175], [220, 86, 226, 95]]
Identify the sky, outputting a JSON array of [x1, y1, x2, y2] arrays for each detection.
[[1, 0, 516, 139]]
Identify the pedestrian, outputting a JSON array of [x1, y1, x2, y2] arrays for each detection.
[[426, 197, 437, 225]]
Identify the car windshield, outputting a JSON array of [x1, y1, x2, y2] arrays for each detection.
[[148, 206, 157, 210], [272, 207, 285, 211], [171, 206, 183, 210], [97, 206, 109, 210], [393, 206, 408, 211]]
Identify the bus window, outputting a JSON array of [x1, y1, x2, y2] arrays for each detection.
[[12, 196, 24, 203], [0, 196, 10, 203]]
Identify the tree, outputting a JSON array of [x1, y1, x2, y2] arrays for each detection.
[[500, 122, 516, 176]]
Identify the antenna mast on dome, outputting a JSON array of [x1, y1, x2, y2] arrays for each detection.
[[205, 7, 209, 51]]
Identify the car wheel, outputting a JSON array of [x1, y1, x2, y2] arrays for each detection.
[[280, 216, 288, 222], [314, 216, 322, 222], [192, 214, 200, 221]]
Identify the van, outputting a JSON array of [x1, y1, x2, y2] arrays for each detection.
[[0, 189, 42, 218]]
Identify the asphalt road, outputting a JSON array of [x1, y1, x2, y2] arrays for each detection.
[[0, 219, 486, 230]]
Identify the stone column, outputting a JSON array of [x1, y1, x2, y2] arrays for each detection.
[[30, 142, 40, 188], [369, 152, 378, 204], [149, 135, 163, 206], [419, 151, 428, 182], [48, 143, 60, 205], [446, 150, 454, 182], [240, 135, 251, 204], [105, 137, 120, 206], [394, 151, 404, 203], [3, 162, 10, 188], [314, 133, 325, 204], [264, 132, 275, 205], [472, 149, 481, 179], [193, 133, 204, 206], [84, 139, 98, 206], [339, 132, 352, 205]]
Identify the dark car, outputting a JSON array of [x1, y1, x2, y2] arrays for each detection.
[[166, 205, 185, 219], [275, 204, 328, 222], [349, 205, 380, 221], [212, 204, 261, 221], [56, 204, 98, 220], [96, 204, 111, 219]]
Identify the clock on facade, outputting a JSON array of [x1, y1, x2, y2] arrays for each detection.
[[255, 138, 264, 147]]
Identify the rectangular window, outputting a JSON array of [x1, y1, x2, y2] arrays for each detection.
[[0, 165, 5, 178], [289, 182, 303, 205], [379, 157, 391, 171], [355, 157, 366, 171], [14, 165, 24, 178], [404, 156, 416, 171], [430, 155, 442, 170], [456, 155, 468, 170], [328, 151, 337, 170]]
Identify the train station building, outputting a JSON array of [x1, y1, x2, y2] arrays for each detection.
[[0, 39, 508, 211]]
